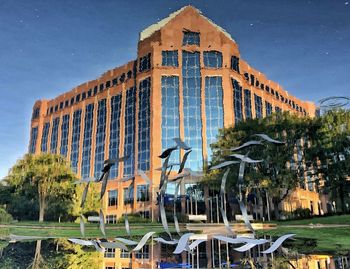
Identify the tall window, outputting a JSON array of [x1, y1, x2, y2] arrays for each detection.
[[161, 76, 180, 163], [81, 103, 94, 178], [182, 51, 203, 171], [162, 50, 178, 67], [244, 89, 252, 119], [124, 87, 136, 176], [41, 122, 50, 152], [94, 99, 106, 178], [60, 114, 70, 157], [32, 107, 40, 120], [109, 94, 122, 179], [205, 77, 223, 162], [183, 31, 200, 45], [139, 53, 151, 72], [29, 127, 38, 153], [108, 190, 118, 207], [124, 186, 134, 205], [232, 79, 243, 123], [254, 94, 263, 118], [137, 184, 150, 202], [265, 101, 273, 116], [203, 51, 222, 68], [71, 109, 82, 173], [231, 56, 240, 73], [138, 78, 151, 171], [50, 117, 60, 154]]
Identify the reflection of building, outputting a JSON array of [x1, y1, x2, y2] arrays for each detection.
[[29, 5, 323, 221], [290, 255, 350, 269]]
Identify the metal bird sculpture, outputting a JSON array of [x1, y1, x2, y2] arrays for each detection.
[[261, 234, 296, 254], [230, 140, 263, 151], [158, 146, 178, 159], [99, 209, 106, 237], [137, 169, 151, 185], [80, 182, 90, 208], [178, 150, 192, 173], [173, 137, 191, 150], [80, 214, 85, 237], [230, 153, 263, 163], [253, 133, 285, 145], [210, 160, 239, 170]]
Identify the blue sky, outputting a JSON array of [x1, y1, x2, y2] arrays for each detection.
[[0, 0, 349, 178]]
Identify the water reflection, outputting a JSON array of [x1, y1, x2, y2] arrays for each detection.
[[0, 239, 349, 269]]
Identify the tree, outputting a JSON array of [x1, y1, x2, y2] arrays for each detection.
[[206, 112, 313, 219], [306, 109, 350, 213], [5, 154, 76, 222]]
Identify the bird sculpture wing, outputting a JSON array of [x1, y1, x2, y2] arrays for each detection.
[[173, 233, 194, 254], [231, 154, 263, 163], [80, 214, 85, 237], [210, 160, 239, 170], [230, 140, 262, 151], [254, 133, 285, 145], [158, 146, 178, 159], [80, 182, 90, 208], [99, 170, 110, 200], [99, 209, 106, 237], [261, 234, 296, 254], [132, 232, 156, 252], [173, 138, 191, 150], [137, 169, 151, 184], [178, 150, 192, 173]]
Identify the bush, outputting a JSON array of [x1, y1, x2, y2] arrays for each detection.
[[292, 207, 312, 219], [0, 208, 13, 223], [117, 213, 152, 224]]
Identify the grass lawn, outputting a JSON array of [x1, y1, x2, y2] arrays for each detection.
[[258, 214, 350, 255], [275, 214, 350, 226]]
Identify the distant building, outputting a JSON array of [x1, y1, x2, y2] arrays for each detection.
[[29, 6, 324, 223]]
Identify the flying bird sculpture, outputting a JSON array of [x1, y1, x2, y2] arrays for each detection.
[[173, 137, 191, 150], [253, 133, 285, 145]]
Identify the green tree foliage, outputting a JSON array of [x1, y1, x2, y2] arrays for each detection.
[[306, 109, 350, 213], [4, 154, 77, 222], [206, 112, 313, 219]]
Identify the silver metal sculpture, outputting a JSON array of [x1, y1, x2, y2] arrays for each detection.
[[210, 160, 239, 170], [261, 234, 295, 254], [173, 181, 182, 236], [154, 237, 178, 245], [159, 146, 178, 159], [173, 233, 194, 254], [68, 238, 104, 252], [319, 96, 350, 110], [230, 140, 262, 151], [238, 200, 255, 234], [230, 153, 263, 163], [99, 241, 128, 251], [132, 232, 156, 252], [220, 168, 234, 235], [115, 237, 138, 246], [99, 209, 106, 237], [80, 182, 90, 208], [80, 214, 85, 237], [253, 133, 285, 145], [178, 150, 192, 173], [173, 137, 191, 150]]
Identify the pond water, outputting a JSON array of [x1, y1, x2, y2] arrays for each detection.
[[0, 238, 348, 269]]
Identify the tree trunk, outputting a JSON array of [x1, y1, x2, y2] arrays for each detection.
[[339, 185, 346, 213], [38, 187, 46, 222], [32, 240, 43, 269], [272, 198, 280, 220]]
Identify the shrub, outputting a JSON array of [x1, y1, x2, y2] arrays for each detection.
[[0, 208, 13, 223], [293, 207, 312, 219], [117, 213, 152, 223]]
